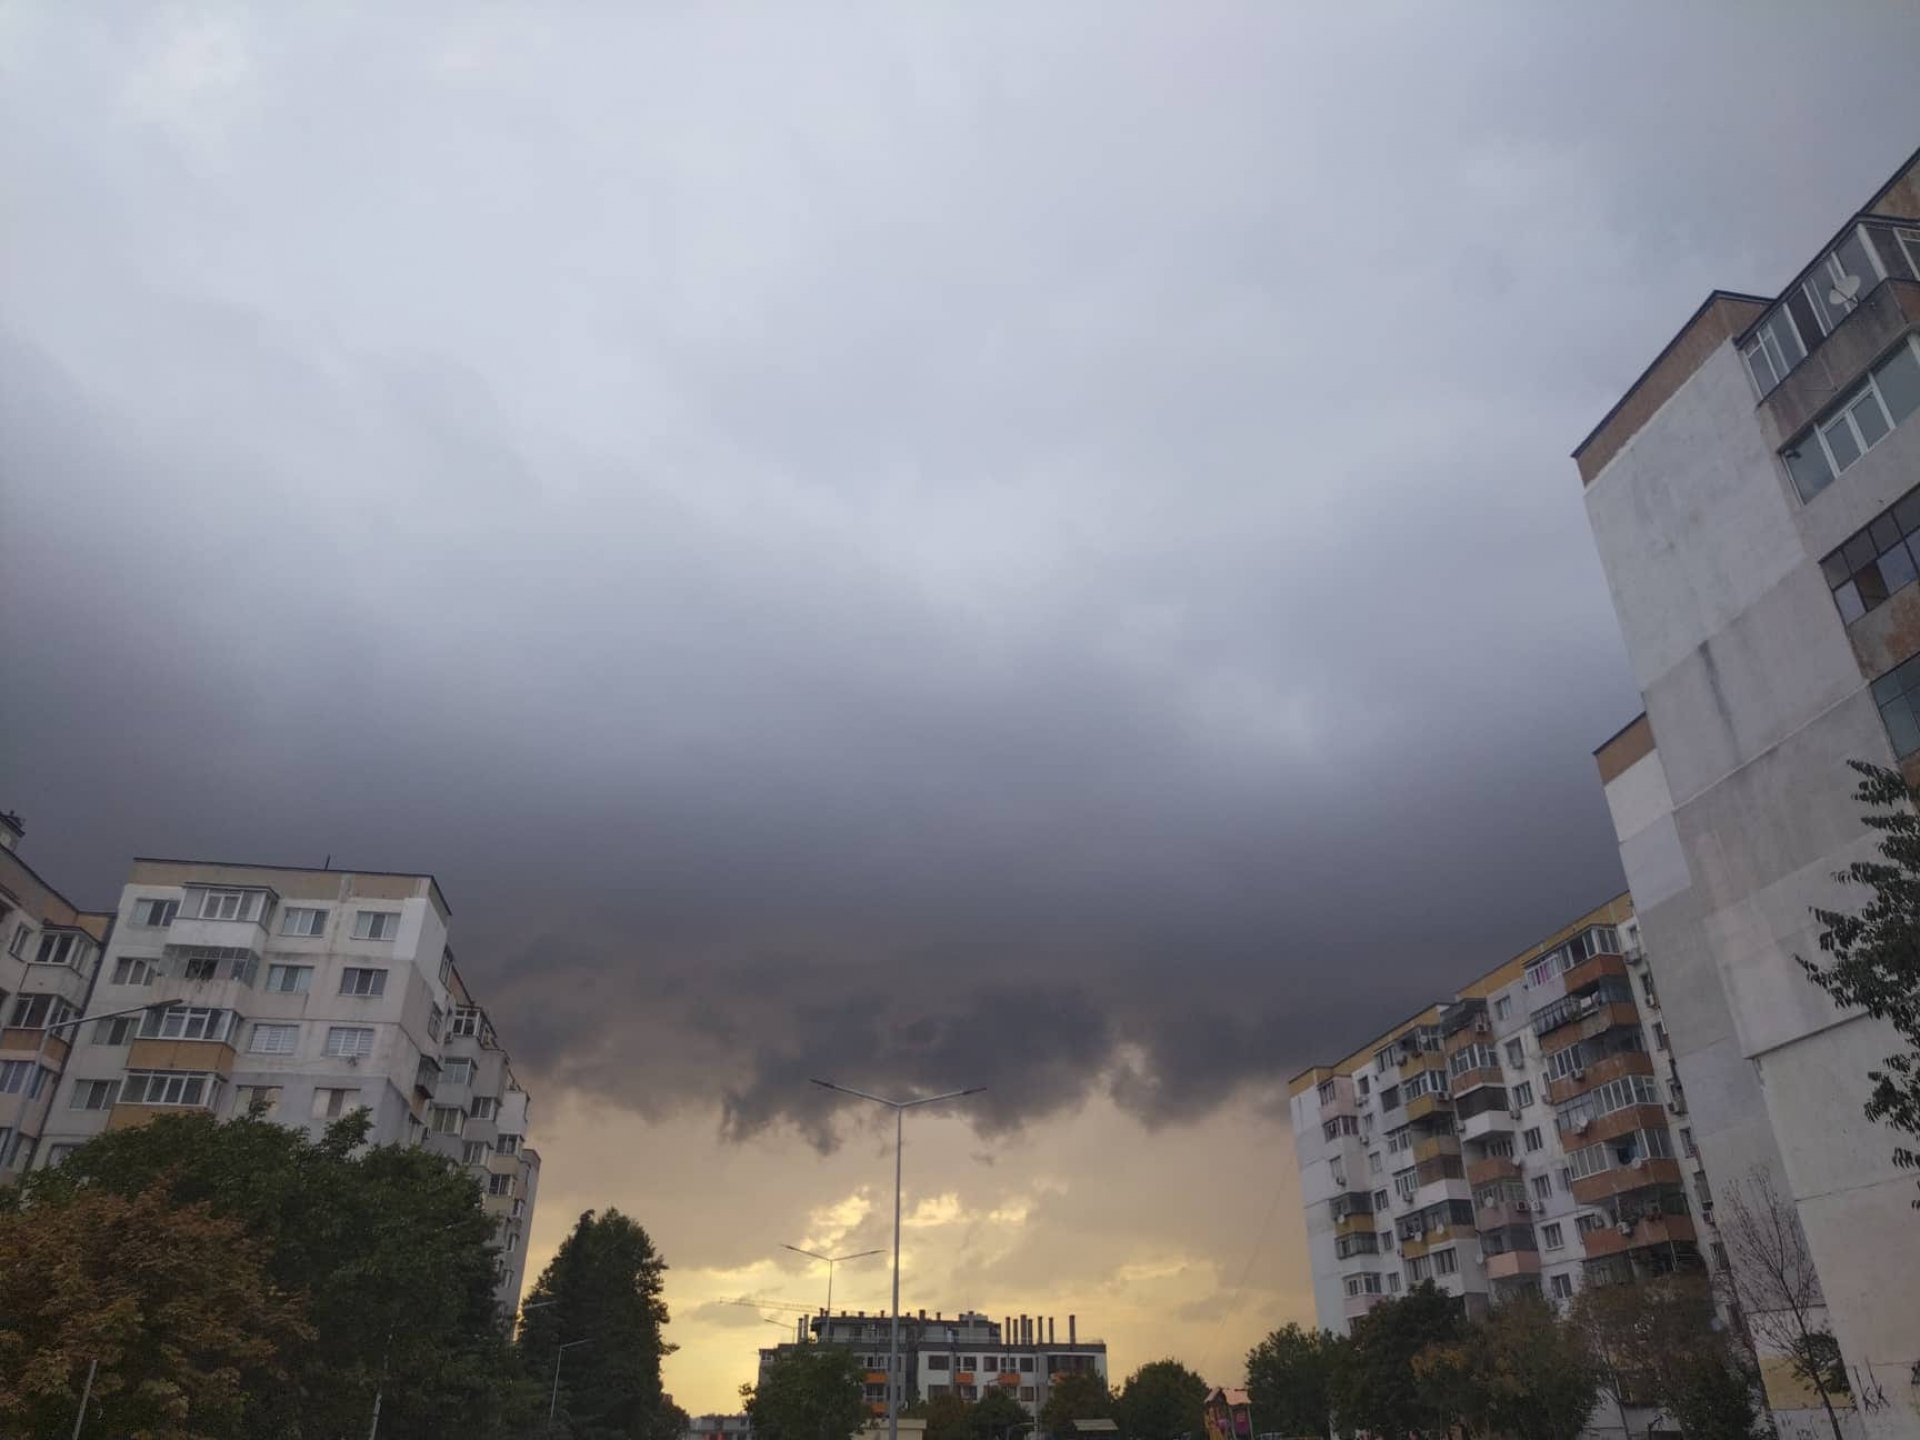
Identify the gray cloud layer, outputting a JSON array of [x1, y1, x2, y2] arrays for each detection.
[[6, 3, 1919, 1147]]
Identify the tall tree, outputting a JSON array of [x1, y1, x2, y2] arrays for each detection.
[[1244, 1323, 1337, 1440], [1799, 761, 1920, 1198], [0, 1182, 309, 1440], [1415, 1293, 1598, 1440], [743, 1344, 866, 1440], [1717, 1168, 1851, 1440], [1113, 1360, 1208, 1440], [1040, 1369, 1113, 1436], [1572, 1277, 1763, 1440], [968, 1386, 1030, 1440], [519, 1209, 678, 1440], [1327, 1283, 1460, 1440]]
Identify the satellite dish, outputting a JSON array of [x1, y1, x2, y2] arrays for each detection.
[[1829, 272, 1862, 308]]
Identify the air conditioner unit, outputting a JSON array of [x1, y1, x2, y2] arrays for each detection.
[[1617, 1221, 1635, 1236], [1667, 1100, 1684, 1114], [1625, 951, 1644, 966], [1474, 1017, 1490, 1034], [1508, 1107, 1523, 1120], [1514, 1200, 1531, 1213]]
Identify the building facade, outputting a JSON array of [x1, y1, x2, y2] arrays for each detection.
[[1577, 147, 1920, 1435], [30, 856, 541, 1312], [758, 1310, 1106, 1421], [1289, 897, 1713, 1434], [0, 813, 114, 1177]]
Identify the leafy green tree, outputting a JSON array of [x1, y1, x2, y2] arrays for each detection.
[[743, 1344, 867, 1440], [969, 1386, 1030, 1440], [518, 1209, 678, 1440], [1327, 1282, 1461, 1440], [1416, 1293, 1598, 1440], [1040, 1369, 1113, 1436], [906, 1391, 973, 1440], [1573, 1277, 1762, 1440], [16, 1109, 530, 1438], [1114, 1360, 1207, 1440], [1799, 761, 1920, 1198], [0, 1182, 309, 1439], [1244, 1323, 1337, 1439]]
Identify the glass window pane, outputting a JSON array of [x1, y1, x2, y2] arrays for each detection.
[[1880, 542, 1918, 596], [1744, 344, 1777, 393], [1885, 698, 1920, 758], [1871, 666, 1904, 705], [1843, 532, 1879, 573], [1785, 440, 1834, 501], [1871, 514, 1904, 552], [1823, 415, 1863, 472], [1833, 230, 1875, 289], [1853, 392, 1891, 449], [1821, 550, 1854, 587], [1875, 342, 1920, 426], [1857, 561, 1891, 609]]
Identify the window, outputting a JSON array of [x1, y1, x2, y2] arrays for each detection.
[[131, 897, 178, 927], [1433, 1248, 1458, 1276], [449, 1007, 481, 1038], [6, 925, 28, 958], [1558, 1167, 1573, 1192], [1404, 1256, 1432, 1284], [461, 1140, 488, 1164], [1020, 1387, 1035, 1403], [482, 1171, 513, 1196], [94, 1015, 138, 1045], [430, 1105, 465, 1134], [443, 1058, 475, 1085], [496, 1133, 522, 1155], [1317, 1078, 1336, 1104], [196, 889, 263, 922], [0, 1061, 49, 1098], [339, 968, 387, 997], [182, 951, 220, 981], [1532, 1175, 1552, 1201], [139, 1006, 234, 1042], [1541, 1222, 1565, 1250], [1830, 488, 1920, 624], [1679, 1127, 1696, 1158], [280, 906, 326, 936], [1742, 308, 1808, 394], [1355, 1075, 1369, 1098], [1576, 1212, 1608, 1236], [1785, 337, 1920, 501], [32, 932, 80, 966], [1019, 1357, 1034, 1373], [323, 1026, 374, 1059], [1322, 1113, 1359, 1141], [1493, 995, 1511, 1021], [265, 964, 312, 994], [1873, 651, 1920, 759], [1368, 1151, 1382, 1174], [1505, 1038, 1525, 1067], [1385, 1272, 1402, 1294], [10, 993, 74, 1030], [352, 910, 399, 941], [43, 1142, 78, 1168], [234, 1085, 282, 1116], [1550, 1274, 1574, 1301], [1484, 1134, 1515, 1158], [1653, 1022, 1669, 1051], [1393, 1169, 1418, 1204], [1512, 1081, 1534, 1108], [121, 1070, 215, 1106], [428, 1004, 444, 1041], [249, 1023, 299, 1055], [1523, 1126, 1544, 1153], [1380, 1085, 1400, 1111], [312, 1087, 359, 1120], [470, 1096, 498, 1120], [1372, 1188, 1389, 1212]]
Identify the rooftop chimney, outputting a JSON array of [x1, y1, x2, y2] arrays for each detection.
[[1048, 1317, 1055, 1344], [1069, 1315, 1076, 1344], [0, 811, 22, 852]]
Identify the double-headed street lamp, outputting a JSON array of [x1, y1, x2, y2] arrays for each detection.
[[781, 1243, 883, 1318], [809, 1080, 983, 1440]]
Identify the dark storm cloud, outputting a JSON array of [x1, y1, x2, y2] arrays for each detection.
[[5, 4, 1920, 1145]]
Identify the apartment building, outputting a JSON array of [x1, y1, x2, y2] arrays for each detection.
[[0, 813, 114, 1178], [758, 1310, 1106, 1420], [1576, 146, 1920, 1436], [32, 856, 541, 1311], [1289, 897, 1712, 1433]]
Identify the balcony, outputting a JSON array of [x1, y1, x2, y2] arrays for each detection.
[[1547, 1050, 1653, 1106], [1562, 951, 1629, 995], [1538, 999, 1641, 1054], [1571, 1158, 1685, 1206], [1413, 1134, 1461, 1165], [1334, 1211, 1375, 1239], [1579, 1213, 1698, 1260], [1449, 1064, 1503, 1096], [1475, 1200, 1534, 1232], [126, 1037, 236, 1074], [1467, 1155, 1520, 1186], [1765, 277, 1920, 442], [1405, 1091, 1452, 1123], [0, 1028, 68, 1065], [1342, 1291, 1387, 1322], [1400, 1223, 1468, 1260], [1484, 1249, 1541, 1281]]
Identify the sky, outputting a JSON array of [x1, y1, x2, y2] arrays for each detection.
[[5, 0, 1920, 1415]]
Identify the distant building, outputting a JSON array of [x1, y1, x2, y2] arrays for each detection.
[[684, 1414, 751, 1440], [758, 1310, 1107, 1421], [1576, 143, 1920, 1435]]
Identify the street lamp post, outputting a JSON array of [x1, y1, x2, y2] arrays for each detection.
[[810, 1080, 983, 1440], [781, 1243, 883, 1318], [549, 1338, 593, 1433], [5, 1001, 166, 1175]]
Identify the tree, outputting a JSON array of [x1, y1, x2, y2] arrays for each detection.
[[1573, 1277, 1763, 1440], [905, 1391, 972, 1440], [1799, 761, 1920, 1198], [16, 1109, 531, 1438], [1717, 1168, 1850, 1440], [1327, 1283, 1460, 1440], [1244, 1323, 1337, 1440], [968, 1386, 1030, 1440], [1040, 1369, 1113, 1436], [518, 1209, 678, 1440], [1114, 1360, 1207, 1440], [1417, 1292, 1598, 1440], [743, 1344, 866, 1440], [0, 1182, 309, 1440]]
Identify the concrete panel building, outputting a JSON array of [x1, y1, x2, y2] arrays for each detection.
[[32, 856, 541, 1313], [1289, 897, 1715, 1440], [1577, 147, 1920, 1435]]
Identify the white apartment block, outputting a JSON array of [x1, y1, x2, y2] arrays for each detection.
[[30, 856, 541, 1313], [1290, 897, 1715, 1439], [1577, 146, 1920, 1436]]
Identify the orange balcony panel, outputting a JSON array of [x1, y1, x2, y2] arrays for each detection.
[[1405, 1091, 1452, 1123], [125, 1038, 235, 1074], [1485, 1250, 1541, 1280], [1588, 1104, 1670, 1145], [865, 1372, 888, 1385], [1399, 1050, 1441, 1077], [1539, 1003, 1643, 1057], [1443, 1023, 1493, 1057], [1466, 1156, 1520, 1186], [1449, 1065, 1503, 1095], [999, 1372, 1020, 1386], [1570, 1158, 1685, 1207], [1414, 1134, 1461, 1165], [1334, 1212, 1374, 1238], [1579, 1212, 1697, 1259], [954, 1373, 975, 1385], [1546, 1051, 1653, 1106], [1562, 952, 1629, 994], [0, 1028, 69, 1064]]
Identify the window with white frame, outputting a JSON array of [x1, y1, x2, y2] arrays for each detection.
[[44, 1143, 77, 1168], [93, 1015, 139, 1046], [121, 1070, 218, 1106], [71, 1078, 120, 1110], [1532, 1175, 1552, 1202], [487, 1172, 514, 1196], [427, 1004, 444, 1041], [132, 898, 179, 927], [1433, 1247, 1458, 1276], [249, 1023, 299, 1055], [1504, 1038, 1525, 1067], [1541, 1222, 1565, 1250], [111, 955, 157, 987], [6, 925, 28, 958], [33, 931, 82, 966], [1493, 995, 1512, 1021], [1513, 1081, 1534, 1107], [0, 1061, 51, 1097], [10, 993, 75, 1030], [429, 1105, 464, 1134], [1550, 1273, 1574, 1301], [442, 1057, 475, 1086], [461, 1140, 488, 1164], [311, 1087, 359, 1120], [495, 1133, 522, 1155], [1392, 1168, 1418, 1204], [470, 1095, 497, 1120], [265, 964, 312, 994], [323, 1026, 374, 1059], [195, 889, 264, 922], [234, 1085, 282, 1116], [1317, 1078, 1336, 1104], [449, 1007, 481, 1038], [138, 1006, 235, 1043], [352, 910, 399, 941], [280, 906, 326, 937], [1523, 1126, 1544, 1153], [1784, 338, 1920, 502], [339, 968, 387, 997], [1404, 1255, 1432, 1284]]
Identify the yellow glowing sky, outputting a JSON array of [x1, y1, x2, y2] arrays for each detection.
[[521, 1089, 1313, 1414]]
